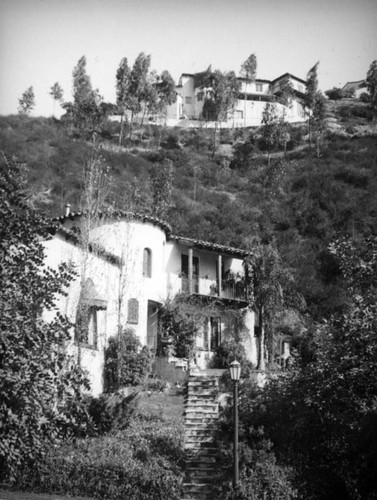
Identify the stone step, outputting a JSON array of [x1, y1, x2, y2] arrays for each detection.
[[185, 429, 217, 437], [185, 468, 217, 480], [183, 482, 214, 493]]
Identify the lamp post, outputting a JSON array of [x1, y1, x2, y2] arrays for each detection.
[[230, 359, 241, 490]]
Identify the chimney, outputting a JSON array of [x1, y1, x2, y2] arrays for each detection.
[[65, 203, 71, 217]]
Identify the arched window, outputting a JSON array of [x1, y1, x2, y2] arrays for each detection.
[[127, 298, 139, 324], [143, 248, 152, 278]]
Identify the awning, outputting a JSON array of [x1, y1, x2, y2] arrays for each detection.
[[80, 278, 107, 310]]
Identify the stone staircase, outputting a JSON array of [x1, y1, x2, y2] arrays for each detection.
[[182, 375, 220, 500]]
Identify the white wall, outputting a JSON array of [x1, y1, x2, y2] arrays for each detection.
[[43, 218, 257, 393]]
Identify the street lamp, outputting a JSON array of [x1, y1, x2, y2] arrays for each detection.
[[230, 359, 241, 490]]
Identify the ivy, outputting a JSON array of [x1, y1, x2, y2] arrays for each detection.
[[0, 154, 90, 482]]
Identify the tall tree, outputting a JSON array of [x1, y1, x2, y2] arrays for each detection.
[[201, 70, 240, 156], [49, 82, 64, 117], [72, 56, 102, 134], [128, 52, 151, 139], [155, 70, 176, 121], [245, 243, 294, 370], [305, 62, 319, 147], [18, 86, 35, 115], [260, 102, 283, 166], [311, 91, 327, 158], [153, 70, 176, 148], [0, 153, 89, 482], [116, 57, 131, 146], [366, 59, 377, 118], [240, 53, 257, 127]]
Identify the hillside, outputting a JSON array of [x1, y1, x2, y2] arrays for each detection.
[[1, 103, 376, 322]]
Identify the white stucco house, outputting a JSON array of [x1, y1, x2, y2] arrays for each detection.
[[166, 70, 307, 127], [43, 210, 257, 395]]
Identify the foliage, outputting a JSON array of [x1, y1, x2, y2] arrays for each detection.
[[325, 87, 344, 100], [200, 70, 241, 122], [0, 154, 90, 482], [240, 53, 257, 83], [115, 57, 131, 145], [49, 82, 64, 102], [244, 242, 298, 370], [304, 61, 319, 110], [215, 380, 297, 499], [71, 55, 104, 134], [236, 235, 377, 499], [86, 391, 141, 435], [13, 416, 184, 500], [158, 294, 200, 360], [276, 76, 295, 107], [366, 59, 377, 115], [104, 328, 152, 391], [210, 338, 253, 382], [259, 103, 290, 163], [150, 158, 173, 219], [18, 86, 35, 115]]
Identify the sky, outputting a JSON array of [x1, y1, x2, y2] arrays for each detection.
[[0, 0, 376, 117]]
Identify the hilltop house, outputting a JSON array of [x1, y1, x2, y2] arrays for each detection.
[[43, 210, 257, 395], [342, 80, 368, 99], [166, 70, 307, 127]]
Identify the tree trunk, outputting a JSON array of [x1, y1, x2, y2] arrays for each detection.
[[129, 111, 134, 141], [257, 308, 266, 371], [119, 114, 124, 147]]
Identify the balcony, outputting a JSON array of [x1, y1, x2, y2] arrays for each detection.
[[181, 275, 247, 303]]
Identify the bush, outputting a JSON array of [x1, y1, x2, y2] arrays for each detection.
[[86, 391, 141, 435], [104, 328, 152, 392], [325, 87, 344, 100], [0, 156, 90, 483], [359, 92, 371, 103], [13, 417, 184, 500]]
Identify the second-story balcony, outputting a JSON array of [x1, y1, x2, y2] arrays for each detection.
[[181, 275, 247, 303]]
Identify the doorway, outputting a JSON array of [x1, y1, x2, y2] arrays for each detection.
[[147, 300, 160, 353]]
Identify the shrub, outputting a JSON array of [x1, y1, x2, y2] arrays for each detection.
[[13, 417, 184, 500], [104, 328, 152, 392], [86, 391, 141, 435], [359, 92, 371, 103], [0, 156, 90, 483]]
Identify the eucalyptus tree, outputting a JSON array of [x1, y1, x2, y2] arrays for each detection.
[[304, 61, 319, 146], [240, 53, 257, 126], [72, 56, 102, 134], [366, 59, 377, 117], [18, 86, 35, 115], [116, 57, 131, 145], [49, 82, 64, 117], [201, 69, 240, 156], [127, 52, 151, 139]]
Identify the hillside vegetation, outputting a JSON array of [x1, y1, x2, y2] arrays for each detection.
[[1, 102, 376, 323]]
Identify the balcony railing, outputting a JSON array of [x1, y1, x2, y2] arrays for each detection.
[[181, 276, 247, 302]]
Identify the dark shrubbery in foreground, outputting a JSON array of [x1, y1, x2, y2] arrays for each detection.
[[12, 416, 184, 500]]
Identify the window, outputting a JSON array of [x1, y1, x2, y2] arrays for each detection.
[[256, 83, 263, 92], [197, 92, 204, 102], [298, 84, 304, 93], [234, 110, 243, 120], [210, 317, 221, 350], [143, 248, 152, 277], [75, 306, 98, 348], [74, 278, 106, 349], [127, 298, 139, 324], [185, 96, 192, 104]]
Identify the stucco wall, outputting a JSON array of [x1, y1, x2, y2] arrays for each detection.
[[43, 217, 257, 394], [43, 234, 121, 395]]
